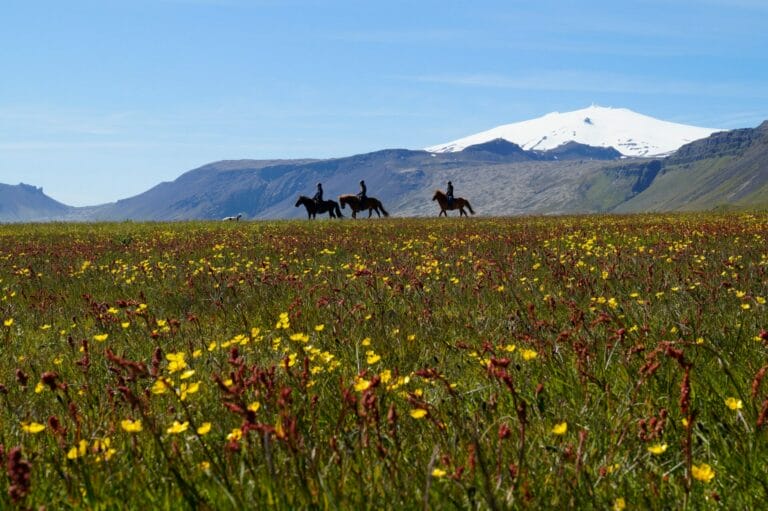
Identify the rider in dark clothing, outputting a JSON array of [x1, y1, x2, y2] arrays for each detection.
[[446, 180, 454, 206], [313, 183, 323, 203], [358, 180, 367, 201]]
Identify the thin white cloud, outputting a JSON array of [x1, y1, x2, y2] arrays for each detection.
[[401, 71, 768, 99]]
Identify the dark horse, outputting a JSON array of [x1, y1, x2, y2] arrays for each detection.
[[432, 190, 475, 217], [338, 195, 389, 219], [295, 195, 343, 219]]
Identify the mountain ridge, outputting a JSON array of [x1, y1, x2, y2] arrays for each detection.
[[1, 118, 766, 223]]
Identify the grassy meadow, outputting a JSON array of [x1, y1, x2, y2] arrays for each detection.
[[0, 214, 767, 509]]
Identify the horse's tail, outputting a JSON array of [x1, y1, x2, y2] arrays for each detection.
[[465, 200, 475, 215], [335, 204, 343, 218], [379, 201, 390, 217]]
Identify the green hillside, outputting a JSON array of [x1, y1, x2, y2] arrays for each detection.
[[618, 122, 768, 212]]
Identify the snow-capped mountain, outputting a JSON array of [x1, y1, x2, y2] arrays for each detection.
[[426, 105, 721, 157]]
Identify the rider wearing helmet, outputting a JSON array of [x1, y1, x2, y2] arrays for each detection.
[[446, 180, 454, 206], [313, 183, 323, 203]]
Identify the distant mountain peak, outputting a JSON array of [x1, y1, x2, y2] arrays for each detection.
[[461, 138, 528, 155], [426, 105, 722, 157]]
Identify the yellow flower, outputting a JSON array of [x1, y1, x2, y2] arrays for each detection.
[[431, 468, 447, 478], [410, 409, 428, 419], [121, 321, 131, 329], [166, 421, 189, 434], [93, 333, 109, 342], [366, 351, 381, 364], [725, 397, 743, 410], [180, 369, 196, 380], [21, 422, 45, 434], [179, 382, 200, 401], [647, 443, 668, 455], [354, 378, 371, 392], [361, 337, 372, 346], [3, 318, 13, 327], [247, 401, 261, 412], [152, 378, 171, 394], [197, 422, 212, 435], [314, 324, 325, 332], [275, 312, 290, 329], [613, 497, 626, 511], [121, 419, 143, 433], [227, 428, 243, 441], [551, 422, 567, 435], [521, 349, 538, 361], [67, 440, 88, 460], [166, 352, 187, 373], [691, 463, 715, 483]]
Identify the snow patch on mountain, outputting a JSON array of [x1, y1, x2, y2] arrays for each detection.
[[426, 105, 721, 157]]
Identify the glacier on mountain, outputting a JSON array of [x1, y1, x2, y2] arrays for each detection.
[[426, 105, 721, 157]]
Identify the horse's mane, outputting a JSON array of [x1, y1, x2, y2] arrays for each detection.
[[434, 189, 445, 196]]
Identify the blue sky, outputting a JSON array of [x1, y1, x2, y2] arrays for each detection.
[[1, 0, 767, 206]]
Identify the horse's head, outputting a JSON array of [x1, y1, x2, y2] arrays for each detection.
[[295, 196, 304, 207], [432, 190, 444, 201]]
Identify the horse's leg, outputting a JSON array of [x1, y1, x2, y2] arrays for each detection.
[[368, 208, 373, 218]]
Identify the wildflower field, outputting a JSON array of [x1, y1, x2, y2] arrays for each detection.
[[1, 214, 767, 509]]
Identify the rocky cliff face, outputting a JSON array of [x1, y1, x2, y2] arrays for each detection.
[[668, 123, 766, 165]]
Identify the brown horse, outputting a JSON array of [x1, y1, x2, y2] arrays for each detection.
[[295, 195, 343, 219], [338, 195, 389, 219], [432, 190, 475, 217]]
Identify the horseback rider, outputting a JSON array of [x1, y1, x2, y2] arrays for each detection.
[[446, 180, 454, 206], [313, 182, 323, 204], [358, 180, 367, 202]]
